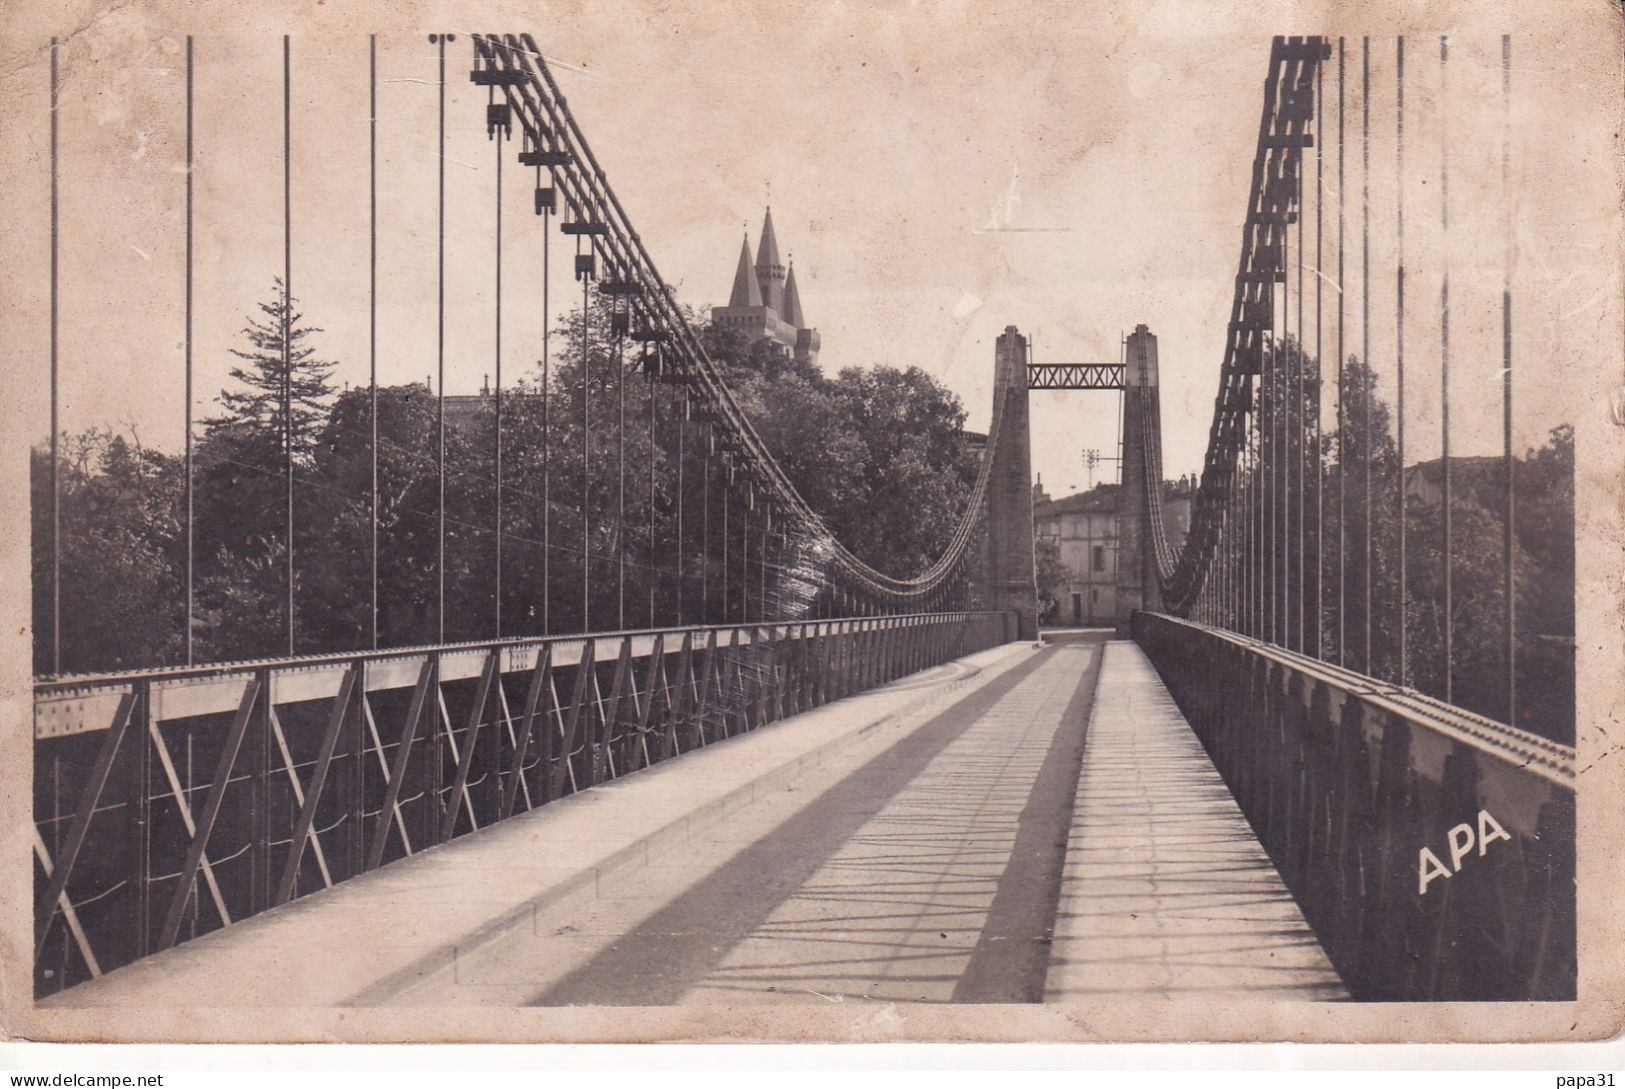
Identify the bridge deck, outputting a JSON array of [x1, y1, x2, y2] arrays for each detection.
[[44, 636, 1343, 1008], [1045, 642, 1346, 1001]]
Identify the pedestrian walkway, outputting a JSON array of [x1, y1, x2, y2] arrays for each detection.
[[43, 633, 1346, 1010], [1044, 641, 1347, 1001], [529, 635, 1103, 1006]]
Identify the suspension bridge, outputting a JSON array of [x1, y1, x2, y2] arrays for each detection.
[[30, 33, 1574, 1008]]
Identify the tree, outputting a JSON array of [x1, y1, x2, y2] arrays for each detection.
[[1035, 536, 1068, 626], [302, 382, 471, 650], [192, 278, 340, 661], [1312, 349, 1573, 742], [30, 281, 994, 676], [704, 320, 980, 583], [825, 366, 980, 578], [1507, 424, 1574, 741], [30, 431, 185, 674], [208, 276, 338, 456]]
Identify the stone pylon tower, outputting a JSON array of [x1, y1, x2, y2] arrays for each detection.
[[984, 326, 1039, 640], [1116, 323, 1164, 628]]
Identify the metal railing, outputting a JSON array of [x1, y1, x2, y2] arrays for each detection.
[[1134, 611, 1574, 1001], [33, 610, 1015, 996]]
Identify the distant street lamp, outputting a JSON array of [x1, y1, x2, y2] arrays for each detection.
[[1079, 447, 1122, 491]]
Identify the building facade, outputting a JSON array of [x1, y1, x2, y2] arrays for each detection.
[[1033, 475, 1194, 626], [711, 207, 820, 367]]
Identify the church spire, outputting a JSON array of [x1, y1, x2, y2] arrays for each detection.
[[782, 260, 806, 328], [755, 206, 786, 313], [728, 234, 762, 308], [756, 206, 783, 272]]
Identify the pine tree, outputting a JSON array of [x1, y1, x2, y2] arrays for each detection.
[[206, 276, 337, 460], [192, 278, 339, 661]]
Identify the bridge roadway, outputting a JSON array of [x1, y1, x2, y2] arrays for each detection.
[[44, 632, 1346, 1008]]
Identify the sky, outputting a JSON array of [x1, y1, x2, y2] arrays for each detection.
[[0, 0, 1616, 504]]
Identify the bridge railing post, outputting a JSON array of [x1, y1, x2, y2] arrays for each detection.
[[247, 666, 272, 918], [827, 620, 842, 703], [873, 620, 887, 687], [659, 634, 693, 762], [126, 679, 154, 973], [749, 626, 768, 730], [722, 628, 745, 737], [838, 617, 851, 705], [789, 623, 808, 716], [347, 661, 367, 882], [858, 619, 870, 691]]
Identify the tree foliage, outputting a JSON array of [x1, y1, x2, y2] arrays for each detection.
[[1218, 342, 1576, 743], [190, 280, 340, 660], [34, 286, 985, 673], [30, 431, 185, 674], [208, 276, 338, 457], [1034, 536, 1068, 626]]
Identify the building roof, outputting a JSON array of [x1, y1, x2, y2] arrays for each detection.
[[1034, 480, 1195, 519], [782, 262, 806, 327], [1404, 455, 1505, 483], [728, 236, 763, 308], [755, 205, 783, 272], [1036, 483, 1122, 517]]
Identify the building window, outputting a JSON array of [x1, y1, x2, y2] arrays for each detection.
[[1092, 545, 1105, 572]]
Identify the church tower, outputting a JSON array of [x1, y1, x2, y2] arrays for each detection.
[[783, 260, 820, 364], [755, 207, 787, 314], [712, 207, 820, 367], [728, 235, 763, 308]]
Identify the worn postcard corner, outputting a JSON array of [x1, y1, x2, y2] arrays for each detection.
[[1, 0, 1621, 1047]]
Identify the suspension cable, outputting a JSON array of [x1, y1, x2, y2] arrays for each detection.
[[579, 227, 590, 632], [368, 34, 378, 650], [1313, 44, 1324, 659], [647, 343, 656, 628], [433, 33, 448, 645], [1501, 34, 1516, 726], [721, 463, 730, 622], [284, 33, 295, 656], [1294, 91, 1306, 654], [482, 35, 989, 603], [539, 151, 551, 634], [702, 443, 711, 620], [677, 390, 686, 625], [1253, 379, 1263, 639], [616, 310, 626, 631], [493, 81, 506, 638], [186, 35, 196, 664], [1361, 35, 1372, 676], [747, 485, 756, 621], [1395, 34, 1407, 685], [49, 35, 60, 676], [1274, 136, 1286, 647], [1440, 34, 1453, 703], [184, 36, 198, 666], [1336, 36, 1347, 667]]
